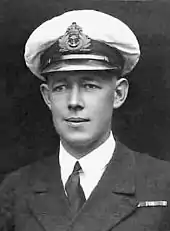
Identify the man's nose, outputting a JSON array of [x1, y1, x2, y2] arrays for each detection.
[[68, 85, 84, 111]]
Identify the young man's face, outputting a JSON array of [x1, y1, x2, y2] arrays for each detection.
[[40, 71, 128, 152]]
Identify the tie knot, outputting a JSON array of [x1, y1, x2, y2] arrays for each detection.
[[73, 161, 82, 173]]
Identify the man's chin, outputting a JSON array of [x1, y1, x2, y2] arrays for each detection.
[[61, 133, 93, 147]]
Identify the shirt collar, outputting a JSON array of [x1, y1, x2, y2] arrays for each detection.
[[79, 132, 115, 172], [59, 132, 116, 177]]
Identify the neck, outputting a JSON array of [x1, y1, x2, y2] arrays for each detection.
[[61, 131, 111, 159]]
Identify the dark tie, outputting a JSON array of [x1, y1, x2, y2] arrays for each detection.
[[65, 161, 86, 215]]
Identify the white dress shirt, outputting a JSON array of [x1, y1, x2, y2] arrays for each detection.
[[59, 132, 116, 199]]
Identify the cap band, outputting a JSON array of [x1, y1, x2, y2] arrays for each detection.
[[61, 54, 109, 62]]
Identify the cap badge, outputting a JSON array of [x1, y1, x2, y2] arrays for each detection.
[[59, 22, 91, 52]]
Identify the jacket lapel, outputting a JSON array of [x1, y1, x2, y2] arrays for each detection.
[[69, 142, 138, 231], [25, 154, 72, 231]]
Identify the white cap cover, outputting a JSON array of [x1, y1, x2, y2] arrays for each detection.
[[24, 10, 140, 80]]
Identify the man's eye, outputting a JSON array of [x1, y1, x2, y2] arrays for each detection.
[[53, 85, 67, 92], [83, 84, 99, 89]]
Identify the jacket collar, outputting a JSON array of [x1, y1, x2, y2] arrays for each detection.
[[26, 141, 138, 231]]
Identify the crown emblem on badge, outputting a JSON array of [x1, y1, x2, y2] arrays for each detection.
[[58, 22, 91, 52]]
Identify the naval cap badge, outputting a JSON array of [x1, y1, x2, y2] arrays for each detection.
[[58, 22, 91, 52]]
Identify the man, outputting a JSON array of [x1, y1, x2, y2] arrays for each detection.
[[1, 9, 170, 231]]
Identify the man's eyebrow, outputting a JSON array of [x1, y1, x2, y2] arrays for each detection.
[[52, 76, 67, 83], [81, 76, 101, 81]]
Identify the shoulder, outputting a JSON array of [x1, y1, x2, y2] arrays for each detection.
[[130, 149, 170, 195], [0, 154, 57, 192], [117, 141, 170, 190], [0, 155, 57, 229], [0, 154, 58, 204], [117, 142, 170, 178], [134, 150, 170, 179], [0, 169, 24, 229]]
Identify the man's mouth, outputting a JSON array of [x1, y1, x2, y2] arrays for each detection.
[[65, 118, 90, 123]]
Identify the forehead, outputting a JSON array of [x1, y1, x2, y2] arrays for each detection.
[[45, 70, 116, 84]]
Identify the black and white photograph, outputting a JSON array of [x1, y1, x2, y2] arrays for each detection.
[[1, 0, 170, 230]]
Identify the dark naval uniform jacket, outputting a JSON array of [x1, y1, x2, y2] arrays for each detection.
[[1, 141, 170, 231]]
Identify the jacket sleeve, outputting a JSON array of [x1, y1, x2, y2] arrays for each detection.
[[0, 172, 18, 231]]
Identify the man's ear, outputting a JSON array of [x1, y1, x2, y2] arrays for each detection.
[[40, 83, 52, 110], [113, 78, 129, 109]]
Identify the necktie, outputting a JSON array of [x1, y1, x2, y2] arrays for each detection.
[[65, 161, 86, 215]]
